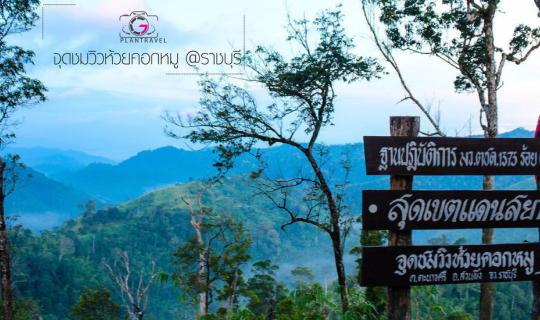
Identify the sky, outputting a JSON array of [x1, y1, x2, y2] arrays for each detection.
[[10, 0, 540, 161]]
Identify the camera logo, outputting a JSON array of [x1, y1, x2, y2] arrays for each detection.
[[120, 11, 165, 43]]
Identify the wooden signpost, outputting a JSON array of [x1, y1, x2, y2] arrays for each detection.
[[386, 117, 417, 320], [363, 190, 540, 231], [532, 117, 540, 320], [364, 136, 540, 176], [361, 243, 540, 287], [360, 116, 540, 320]]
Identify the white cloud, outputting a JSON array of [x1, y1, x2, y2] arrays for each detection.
[[8, 0, 540, 158]]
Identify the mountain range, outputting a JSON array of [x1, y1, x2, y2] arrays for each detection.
[[4, 147, 116, 176], [7, 127, 537, 231]]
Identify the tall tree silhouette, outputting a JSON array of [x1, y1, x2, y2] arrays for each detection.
[[165, 7, 383, 313], [0, 1, 46, 319]]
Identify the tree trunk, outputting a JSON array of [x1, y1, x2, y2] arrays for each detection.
[[205, 252, 211, 315], [480, 177, 495, 320], [135, 308, 144, 320], [188, 195, 207, 318], [330, 232, 349, 312], [533, 225, 540, 320], [0, 159, 13, 320], [198, 251, 207, 316], [480, 2, 498, 319], [227, 268, 240, 310], [387, 116, 419, 320], [531, 118, 540, 320], [304, 150, 349, 312], [267, 298, 276, 320]]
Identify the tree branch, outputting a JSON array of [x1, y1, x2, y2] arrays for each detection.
[[361, 1, 445, 137]]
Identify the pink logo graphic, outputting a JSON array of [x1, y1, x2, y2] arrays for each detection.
[[119, 11, 158, 38]]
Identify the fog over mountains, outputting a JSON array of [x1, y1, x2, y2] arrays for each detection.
[[8, 127, 537, 232]]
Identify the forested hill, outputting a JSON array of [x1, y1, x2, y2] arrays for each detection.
[[7, 166, 96, 230], [12, 171, 538, 319], [12, 179, 340, 319], [11, 127, 540, 319]]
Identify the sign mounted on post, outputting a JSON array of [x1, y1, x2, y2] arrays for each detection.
[[361, 117, 540, 320], [362, 190, 540, 231], [360, 243, 540, 287], [364, 136, 540, 175]]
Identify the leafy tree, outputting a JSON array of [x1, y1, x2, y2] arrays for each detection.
[[277, 266, 337, 320], [344, 287, 381, 320], [276, 283, 332, 320], [0, 299, 39, 320], [412, 286, 473, 320], [291, 266, 315, 289], [217, 222, 252, 313], [243, 260, 288, 320], [216, 276, 380, 320], [70, 289, 120, 320], [82, 200, 97, 218], [166, 194, 252, 318], [165, 7, 383, 312], [361, 1, 540, 318], [0, 1, 46, 319]]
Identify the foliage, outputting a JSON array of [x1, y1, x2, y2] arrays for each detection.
[[7, 177, 540, 319], [290, 266, 314, 289], [167, 7, 382, 175], [242, 260, 288, 318], [202, 264, 380, 320], [167, 205, 252, 315], [204, 274, 380, 320], [412, 286, 473, 320], [9, 179, 337, 319], [364, 0, 540, 136], [165, 6, 384, 312], [0, 2, 47, 318], [70, 289, 120, 320], [0, 0, 46, 145], [0, 299, 39, 320]]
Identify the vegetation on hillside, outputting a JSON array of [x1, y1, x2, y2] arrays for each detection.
[[4, 1, 539, 319]]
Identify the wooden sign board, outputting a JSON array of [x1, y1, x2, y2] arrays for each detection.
[[362, 190, 540, 230], [364, 136, 540, 175], [360, 243, 540, 287]]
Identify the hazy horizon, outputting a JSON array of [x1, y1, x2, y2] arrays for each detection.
[[6, 126, 534, 163]]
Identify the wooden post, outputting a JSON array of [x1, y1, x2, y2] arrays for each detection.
[[532, 182, 540, 320], [387, 116, 419, 320], [531, 116, 540, 320]]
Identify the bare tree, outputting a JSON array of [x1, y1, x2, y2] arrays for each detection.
[[183, 193, 208, 317], [103, 252, 158, 320], [361, 3, 445, 137]]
